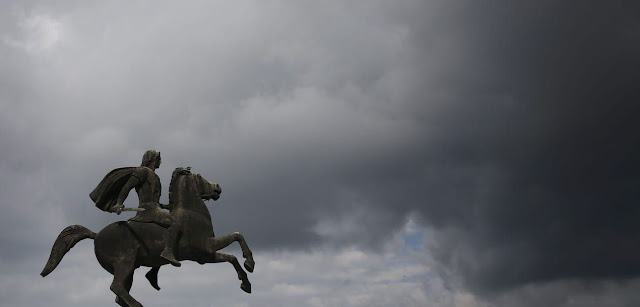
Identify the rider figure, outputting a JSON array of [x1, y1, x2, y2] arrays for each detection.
[[90, 150, 182, 267]]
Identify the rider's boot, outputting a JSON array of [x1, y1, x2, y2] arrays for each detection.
[[161, 225, 181, 267]]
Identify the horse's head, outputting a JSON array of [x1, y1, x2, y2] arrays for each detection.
[[195, 172, 222, 201], [169, 167, 222, 205]]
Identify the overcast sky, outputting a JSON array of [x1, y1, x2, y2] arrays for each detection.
[[1, 1, 639, 306]]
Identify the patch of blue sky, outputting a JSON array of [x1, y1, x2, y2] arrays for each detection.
[[402, 216, 428, 254], [404, 230, 424, 253]]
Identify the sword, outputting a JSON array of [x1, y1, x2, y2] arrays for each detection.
[[122, 207, 145, 212], [109, 206, 145, 214]]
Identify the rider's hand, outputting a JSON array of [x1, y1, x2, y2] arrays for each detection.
[[113, 204, 124, 215]]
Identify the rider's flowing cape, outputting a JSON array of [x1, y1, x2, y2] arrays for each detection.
[[90, 167, 138, 212]]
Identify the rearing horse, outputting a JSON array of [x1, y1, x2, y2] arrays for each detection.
[[41, 167, 255, 307]]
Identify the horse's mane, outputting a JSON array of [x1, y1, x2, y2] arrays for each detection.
[[168, 167, 192, 204]]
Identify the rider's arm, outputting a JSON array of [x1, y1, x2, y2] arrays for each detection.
[[112, 171, 142, 214]]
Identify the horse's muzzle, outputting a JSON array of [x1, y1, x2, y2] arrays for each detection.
[[208, 182, 221, 201]]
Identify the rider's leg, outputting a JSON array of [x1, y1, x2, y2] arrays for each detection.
[[157, 211, 181, 267], [160, 224, 181, 267]]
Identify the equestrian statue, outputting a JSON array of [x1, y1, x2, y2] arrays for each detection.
[[40, 150, 255, 307]]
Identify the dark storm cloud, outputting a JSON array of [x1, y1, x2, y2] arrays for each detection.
[[401, 0, 640, 295]]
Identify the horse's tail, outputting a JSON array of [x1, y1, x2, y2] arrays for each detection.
[[40, 224, 96, 277]]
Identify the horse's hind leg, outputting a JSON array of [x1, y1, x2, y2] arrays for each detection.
[[207, 252, 251, 293], [111, 261, 142, 307], [208, 232, 255, 272], [115, 272, 134, 307]]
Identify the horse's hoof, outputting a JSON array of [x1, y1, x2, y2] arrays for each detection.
[[115, 297, 127, 307], [148, 280, 160, 291], [244, 259, 255, 273], [241, 282, 252, 294], [116, 296, 143, 307], [145, 271, 160, 291]]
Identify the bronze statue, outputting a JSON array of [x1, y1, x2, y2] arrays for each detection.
[[41, 151, 255, 307]]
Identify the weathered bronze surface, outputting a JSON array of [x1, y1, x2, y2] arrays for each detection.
[[41, 150, 254, 307]]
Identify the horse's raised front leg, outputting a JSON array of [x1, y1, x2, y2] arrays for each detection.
[[206, 252, 251, 293], [111, 261, 142, 307], [207, 232, 255, 273]]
